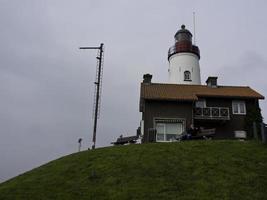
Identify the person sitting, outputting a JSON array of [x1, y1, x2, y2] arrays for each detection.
[[186, 124, 195, 139], [177, 124, 199, 141]]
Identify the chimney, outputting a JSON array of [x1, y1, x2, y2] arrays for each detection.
[[143, 74, 152, 83], [206, 76, 218, 88]]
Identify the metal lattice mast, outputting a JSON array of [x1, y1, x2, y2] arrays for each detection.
[[79, 43, 104, 150]]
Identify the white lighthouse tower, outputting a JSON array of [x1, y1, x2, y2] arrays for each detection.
[[168, 25, 201, 85]]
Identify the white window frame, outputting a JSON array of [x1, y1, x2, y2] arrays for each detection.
[[155, 122, 184, 142], [232, 101, 246, 115]]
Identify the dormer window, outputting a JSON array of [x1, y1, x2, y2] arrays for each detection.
[[184, 71, 191, 81]]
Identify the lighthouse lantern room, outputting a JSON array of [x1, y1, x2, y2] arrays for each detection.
[[168, 25, 201, 85]]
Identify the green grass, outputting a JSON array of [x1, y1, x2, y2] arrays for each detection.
[[1, 140, 267, 200]]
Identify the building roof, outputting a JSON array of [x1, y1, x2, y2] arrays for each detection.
[[140, 83, 264, 101]]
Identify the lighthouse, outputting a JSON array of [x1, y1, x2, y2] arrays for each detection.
[[168, 25, 201, 85]]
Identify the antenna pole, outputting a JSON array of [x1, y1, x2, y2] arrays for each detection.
[[79, 43, 104, 150], [193, 12, 196, 44], [92, 43, 104, 150]]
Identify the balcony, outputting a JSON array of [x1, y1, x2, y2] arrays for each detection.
[[168, 43, 200, 60], [194, 107, 230, 120]]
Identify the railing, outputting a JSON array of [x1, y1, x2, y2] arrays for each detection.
[[168, 44, 200, 60], [194, 107, 230, 120]]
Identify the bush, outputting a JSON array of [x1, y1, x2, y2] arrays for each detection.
[[245, 106, 263, 139]]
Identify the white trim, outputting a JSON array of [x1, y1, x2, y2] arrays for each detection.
[[232, 101, 246, 115], [140, 120, 144, 136]]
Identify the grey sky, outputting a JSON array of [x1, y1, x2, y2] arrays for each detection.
[[0, 0, 267, 182]]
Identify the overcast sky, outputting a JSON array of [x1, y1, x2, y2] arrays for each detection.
[[1, 0, 267, 182]]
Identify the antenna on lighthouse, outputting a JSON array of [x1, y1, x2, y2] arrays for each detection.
[[193, 12, 196, 44]]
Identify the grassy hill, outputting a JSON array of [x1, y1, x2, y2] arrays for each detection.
[[1, 140, 267, 200]]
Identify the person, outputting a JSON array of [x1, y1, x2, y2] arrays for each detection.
[[186, 124, 195, 139], [178, 124, 196, 141]]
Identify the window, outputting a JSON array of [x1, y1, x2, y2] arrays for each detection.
[[156, 122, 184, 142], [232, 101, 246, 115], [184, 71, 191, 81], [156, 124, 165, 141], [234, 130, 247, 139], [195, 99, 206, 108]]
